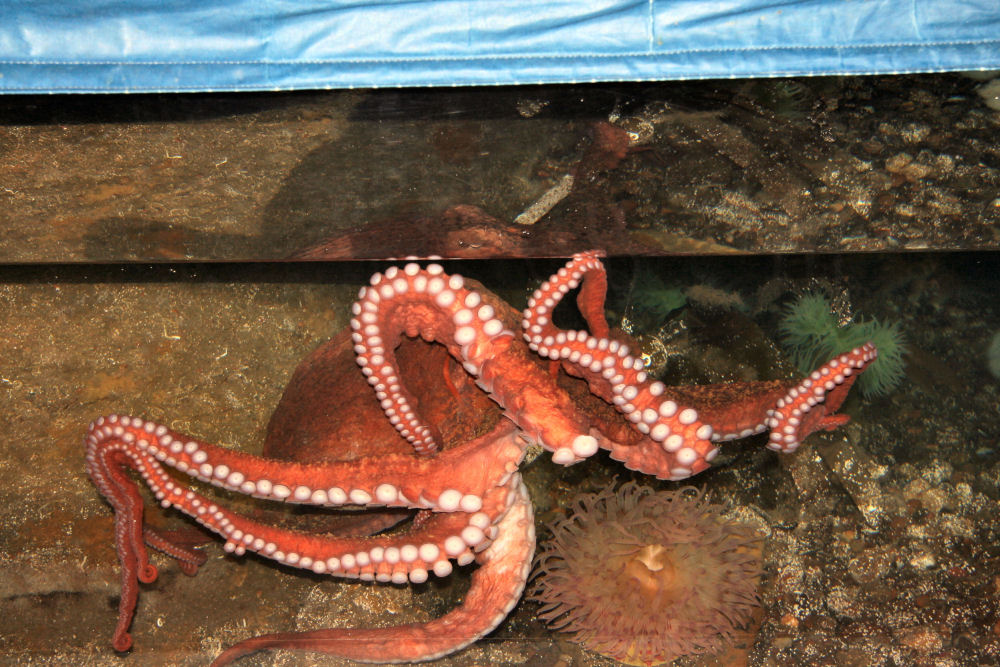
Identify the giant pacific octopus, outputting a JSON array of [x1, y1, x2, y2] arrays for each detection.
[[84, 250, 877, 664]]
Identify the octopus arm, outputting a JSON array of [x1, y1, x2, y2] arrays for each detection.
[[210, 478, 535, 665], [85, 416, 526, 651], [85, 415, 524, 514], [591, 344, 876, 478], [651, 344, 878, 454], [663, 381, 792, 441]]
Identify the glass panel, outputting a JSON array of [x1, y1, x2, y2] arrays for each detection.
[[2, 75, 997, 263]]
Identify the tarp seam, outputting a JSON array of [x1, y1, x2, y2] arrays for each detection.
[[3, 38, 999, 66]]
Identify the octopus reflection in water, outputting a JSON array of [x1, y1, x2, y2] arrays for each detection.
[[85, 250, 876, 664]]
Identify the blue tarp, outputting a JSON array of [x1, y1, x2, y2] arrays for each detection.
[[2, 1, 999, 93]]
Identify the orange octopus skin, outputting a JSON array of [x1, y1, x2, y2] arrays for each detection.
[[85, 251, 875, 663]]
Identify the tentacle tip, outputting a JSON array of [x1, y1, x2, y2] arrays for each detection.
[[112, 633, 133, 653], [138, 563, 159, 584]]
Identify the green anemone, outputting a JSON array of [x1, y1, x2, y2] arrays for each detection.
[[779, 293, 906, 399]]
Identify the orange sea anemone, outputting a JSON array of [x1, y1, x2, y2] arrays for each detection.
[[530, 482, 762, 666]]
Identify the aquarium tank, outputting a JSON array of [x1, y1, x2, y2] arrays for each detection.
[[2, 2, 1000, 665]]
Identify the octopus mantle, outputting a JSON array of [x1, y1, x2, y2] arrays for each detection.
[[85, 251, 876, 664]]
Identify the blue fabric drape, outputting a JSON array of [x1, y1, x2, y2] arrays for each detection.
[[2, 0, 998, 93]]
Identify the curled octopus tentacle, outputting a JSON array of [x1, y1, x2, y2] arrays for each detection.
[[522, 251, 720, 480], [84, 416, 527, 654], [210, 475, 535, 666], [521, 251, 878, 478], [351, 261, 603, 465]]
